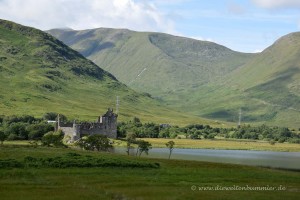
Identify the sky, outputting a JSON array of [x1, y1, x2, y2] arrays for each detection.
[[0, 0, 299, 53]]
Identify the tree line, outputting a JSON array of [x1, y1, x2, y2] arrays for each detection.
[[117, 117, 300, 143], [0, 114, 299, 145]]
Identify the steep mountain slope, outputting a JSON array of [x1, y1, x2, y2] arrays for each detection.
[[171, 32, 300, 127], [48, 28, 254, 97], [224, 32, 300, 125], [229, 32, 300, 93], [48, 28, 300, 127], [0, 19, 213, 125]]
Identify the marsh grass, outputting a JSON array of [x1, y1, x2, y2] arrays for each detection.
[[141, 138, 300, 152]]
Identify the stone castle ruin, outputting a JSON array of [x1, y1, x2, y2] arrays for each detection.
[[56, 108, 118, 142]]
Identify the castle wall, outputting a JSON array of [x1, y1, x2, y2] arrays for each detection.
[[79, 125, 117, 138], [57, 108, 118, 141], [60, 127, 75, 140], [60, 126, 80, 142]]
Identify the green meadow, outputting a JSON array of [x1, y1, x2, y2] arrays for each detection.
[[0, 144, 299, 200]]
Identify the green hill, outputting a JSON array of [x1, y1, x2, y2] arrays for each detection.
[[47, 28, 254, 97], [178, 32, 300, 127], [48, 28, 300, 127], [0, 19, 215, 126], [224, 32, 300, 126]]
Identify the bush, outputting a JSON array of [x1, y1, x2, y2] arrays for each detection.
[[0, 159, 23, 168], [207, 133, 215, 139], [41, 130, 65, 147], [269, 140, 276, 145], [43, 112, 67, 121], [4, 122, 28, 140], [278, 137, 286, 143], [7, 133, 18, 141], [27, 122, 54, 140], [190, 133, 199, 139], [76, 134, 113, 152], [21, 154, 160, 169], [3, 115, 37, 124], [287, 138, 300, 144], [0, 130, 6, 144]]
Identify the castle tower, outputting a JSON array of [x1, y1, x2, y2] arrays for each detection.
[[55, 114, 61, 131], [99, 108, 118, 138], [72, 120, 80, 141]]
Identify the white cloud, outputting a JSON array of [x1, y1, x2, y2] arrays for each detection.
[[0, 0, 176, 34], [252, 0, 300, 9]]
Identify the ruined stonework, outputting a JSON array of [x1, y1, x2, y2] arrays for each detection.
[[56, 108, 118, 142]]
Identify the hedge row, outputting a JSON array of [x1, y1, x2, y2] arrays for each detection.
[[0, 153, 160, 169]]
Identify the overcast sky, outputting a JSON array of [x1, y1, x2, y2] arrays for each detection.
[[0, 0, 299, 52]]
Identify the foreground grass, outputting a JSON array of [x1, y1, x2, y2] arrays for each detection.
[[0, 145, 299, 200], [113, 138, 300, 152]]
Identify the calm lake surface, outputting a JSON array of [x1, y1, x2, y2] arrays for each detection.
[[115, 147, 300, 170]]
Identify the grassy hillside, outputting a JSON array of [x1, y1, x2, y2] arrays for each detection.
[[228, 32, 300, 107], [223, 32, 300, 127], [0, 19, 216, 126], [48, 28, 300, 127], [47, 28, 254, 96]]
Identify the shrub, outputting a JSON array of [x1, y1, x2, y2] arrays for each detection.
[[0, 159, 23, 168], [269, 140, 276, 145], [21, 154, 160, 169], [7, 133, 18, 141], [76, 134, 113, 152], [278, 137, 286, 143], [41, 130, 65, 147], [207, 133, 215, 139], [27, 122, 54, 140], [0, 130, 6, 145], [5, 122, 28, 140], [287, 138, 300, 144]]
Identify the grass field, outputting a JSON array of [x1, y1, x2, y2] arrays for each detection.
[[0, 144, 299, 200], [5, 139, 300, 152]]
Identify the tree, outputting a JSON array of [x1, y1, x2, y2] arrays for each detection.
[[43, 112, 67, 122], [0, 131, 6, 145], [117, 122, 127, 138], [26, 122, 54, 140], [207, 133, 215, 139], [125, 132, 136, 155], [132, 117, 142, 127], [3, 115, 37, 124], [165, 141, 175, 159], [76, 134, 113, 152], [5, 122, 28, 140], [41, 130, 64, 147], [136, 140, 152, 157], [43, 112, 58, 121]]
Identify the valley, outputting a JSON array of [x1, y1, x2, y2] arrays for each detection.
[[48, 28, 300, 127]]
